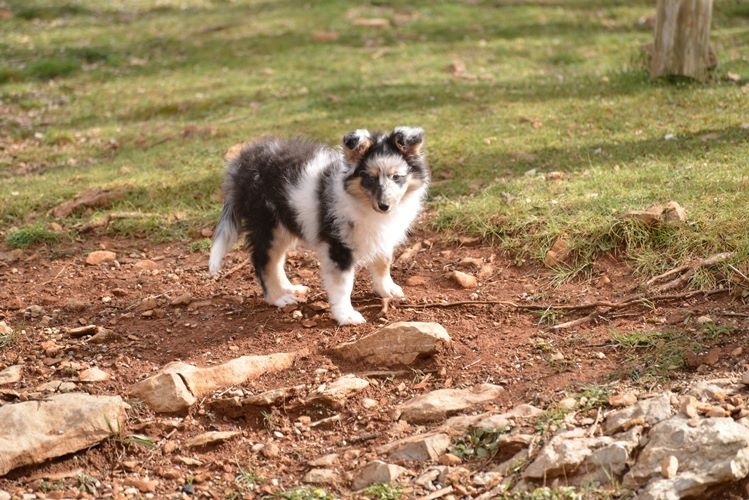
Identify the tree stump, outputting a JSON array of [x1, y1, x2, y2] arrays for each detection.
[[650, 0, 714, 81]]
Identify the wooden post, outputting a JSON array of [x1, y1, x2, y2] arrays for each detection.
[[651, 0, 714, 81]]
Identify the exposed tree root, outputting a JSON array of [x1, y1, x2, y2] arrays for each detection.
[[646, 252, 734, 293]]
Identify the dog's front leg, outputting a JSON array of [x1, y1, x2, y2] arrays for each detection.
[[320, 248, 365, 326], [368, 254, 404, 299]]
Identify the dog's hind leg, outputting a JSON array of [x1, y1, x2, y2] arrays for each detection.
[[368, 254, 404, 299], [260, 225, 307, 307]]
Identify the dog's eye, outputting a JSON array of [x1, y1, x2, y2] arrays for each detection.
[[392, 175, 405, 182]]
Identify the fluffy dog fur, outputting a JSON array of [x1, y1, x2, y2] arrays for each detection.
[[209, 127, 429, 325]]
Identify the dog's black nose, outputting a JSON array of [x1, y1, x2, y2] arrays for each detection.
[[378, 202, 390, 212]]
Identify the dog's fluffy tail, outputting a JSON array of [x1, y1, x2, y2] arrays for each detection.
[[209, 201, 240, 276]]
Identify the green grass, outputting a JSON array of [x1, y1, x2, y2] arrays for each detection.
[[278, 487, 336, 500], [611, 329, 700, 380], [1, 0, 748, 279], [5, 224, 61, 248], [361, 483, 404, 500]]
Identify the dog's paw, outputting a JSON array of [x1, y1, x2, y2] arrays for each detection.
[[374, 281, 405, 299], [268, 294, 298, 307], [333, 308, 366, 326], [289, 284, 310, 296]]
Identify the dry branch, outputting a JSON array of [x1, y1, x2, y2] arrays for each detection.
[[75, 212, 160, 233], [647, 252, 734, 293]]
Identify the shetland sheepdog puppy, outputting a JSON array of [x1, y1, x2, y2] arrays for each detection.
[[209, 127, 429, 325]]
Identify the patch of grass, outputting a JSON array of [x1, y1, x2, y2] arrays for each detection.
[[190, 238, 212, 252], [278, 487, 336, 500], [576, 383, 611, 412], [26, 57, 80, 80], [234, 462, 263, 492], [0, 0, 747, 278], [450, 426, 511, 461], [612, 329, 700, 380], [361, 483, 404, 500], [120, 433, 156, 449], [76, 472, 99, 495], [534, 406, 569, 435], [702, 322, 735, 340], [5, 224, 60, 248]]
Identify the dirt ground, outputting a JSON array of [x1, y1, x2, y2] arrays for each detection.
[[0, 223, 747, 498]]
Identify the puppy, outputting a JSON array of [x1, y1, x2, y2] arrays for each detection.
[[209, 127, 429, 325]]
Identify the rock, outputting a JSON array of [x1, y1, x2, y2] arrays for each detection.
[[24, 305, 45, 319], [331, 322, 451, 366], [0, 321, 12, 336], [0, 393, 127, 476], [67, 325, 99, 338], [131, 351, 301, 412], [362, 398, 378, 409], [379, 432, 451, 462], [133, 259, 158, 270], [78, 367, 109, 382], [351, 460, 408, 490], [439, 453, 462, 465], [124, 477, 158, 493], [305, 374, 369, 409], [459, 257, 483, 269], [89, 327, 116, 344], [36, 380, 77, 393], [624, 201, 687, 227], [451, 270, 477, 289], [680, 396, 698, 418], [660, 455, 678, 479], [742, 372, 749, 386], [398, 384, 504, 423], [695, 315, 713, 325], [524, 426, 642, 484], [558, 397, 577, 410], [662, 201, 688, 225], [625, 416, 749, 498], [208, 385, 304, 418], [0, 489, 9, 500], [85, 250, 117, 266], [303, 468, 340, 485], [603, 392, 672, 434], [184, 431, 240, 448], [170, 293, 193, 307], [608, 393, 638, 407], [261, 443, 280, 458], [544, 235, 570, 267], [405, 276, 427, 287], [0, 365, 22, 386], [309, 453, 338, 467]]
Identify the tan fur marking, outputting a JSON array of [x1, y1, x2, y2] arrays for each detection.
[[405, 175, 425, 193], [344, 138, 372, 163], [370, 256, 391, 276], [345, 178, 372, 205]]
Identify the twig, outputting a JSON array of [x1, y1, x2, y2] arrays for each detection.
[[647, 252, 734, 293], [720, 311, 749, 318], [423, 486, 454, 500], [36, 264, 69, 290], [550, 312, 598, 331], [76, 212, 160, 233], [223, 259, 249, 278], [728, 264, 749, 284]]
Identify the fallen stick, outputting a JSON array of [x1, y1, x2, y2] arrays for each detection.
[[223, 259, 249, 278], [76, 212, 160, 233], [647, 252, 734, 293]]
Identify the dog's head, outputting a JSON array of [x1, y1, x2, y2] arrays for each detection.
[[342, 127, 429, 214]]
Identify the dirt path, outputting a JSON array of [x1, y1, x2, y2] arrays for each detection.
[[0, 228, 746, 497]]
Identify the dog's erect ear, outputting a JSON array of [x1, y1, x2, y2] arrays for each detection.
[[342, 129, 373, 163], [392, 126, 425, 156]]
